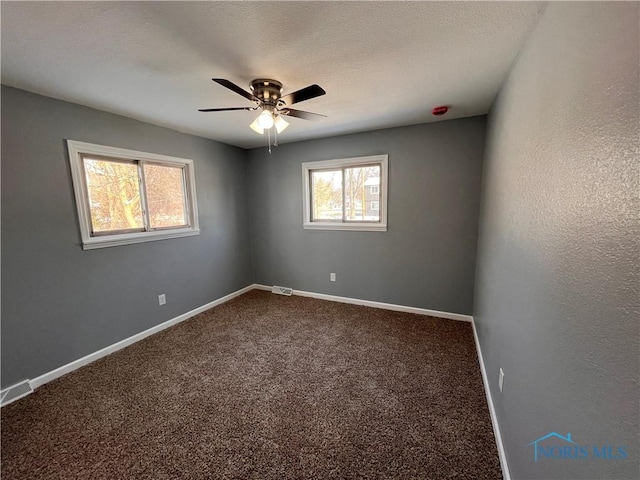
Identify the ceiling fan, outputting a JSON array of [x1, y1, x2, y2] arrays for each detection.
[[199, 78, 326, 137]]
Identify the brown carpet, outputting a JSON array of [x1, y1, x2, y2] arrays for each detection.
[[1, 290, 502, 479]]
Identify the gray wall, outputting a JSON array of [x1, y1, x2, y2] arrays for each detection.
[[1, 86, 253, 388], [247, 117, 486, 315], [474, 3, 639, 480], [2, 88, 487, 390]]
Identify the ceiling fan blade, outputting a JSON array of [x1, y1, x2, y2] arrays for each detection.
[[212, 78, 259, 102], [280, 84, 326, 106], [281, 108, 327, 121], [198, 107, 255, 112]]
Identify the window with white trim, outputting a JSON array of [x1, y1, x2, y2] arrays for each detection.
[[370, 185, 379, 195], [67, 140, 199, 249], [302, 154, 388, 231], [370, 201, 380, 211]]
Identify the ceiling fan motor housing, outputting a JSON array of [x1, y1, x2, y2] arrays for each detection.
[[200, 77, 326, 121], [250, 79, 283, 107]]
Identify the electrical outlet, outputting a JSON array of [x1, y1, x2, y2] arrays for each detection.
[[330, 273, 336, 282], [499, 368, 504, 392], [158, 294, 166, 306]]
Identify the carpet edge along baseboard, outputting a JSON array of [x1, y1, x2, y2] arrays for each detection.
[[1, 284, 473, 406]]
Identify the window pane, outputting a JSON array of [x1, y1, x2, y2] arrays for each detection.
[[345, 165, 380, 221], [311, 170, 343, 221], [83, 158, 143, 232], [143, 163, 187, 228]]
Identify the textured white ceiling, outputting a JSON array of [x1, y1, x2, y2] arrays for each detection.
[[1, 1, 545, 149]]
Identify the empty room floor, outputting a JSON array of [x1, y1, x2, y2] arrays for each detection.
[[1, 290, 501, 479]]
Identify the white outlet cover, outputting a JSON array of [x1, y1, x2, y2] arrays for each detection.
[[158, 294, 166, 306], [499, 368, 504, 392], [330, 273, 336, 282]]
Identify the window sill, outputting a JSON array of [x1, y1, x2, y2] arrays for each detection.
[[82, 228, 200, 250], [303, 223, 387, 232]]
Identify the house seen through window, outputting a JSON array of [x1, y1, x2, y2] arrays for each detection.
[[302, 155, 388, 231]]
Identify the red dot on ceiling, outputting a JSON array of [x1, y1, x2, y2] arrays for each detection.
[[432, 106, 449, 116]]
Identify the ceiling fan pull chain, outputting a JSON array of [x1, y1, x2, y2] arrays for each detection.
[[274, 125, 279, 147], [268, 128, 272, 154]]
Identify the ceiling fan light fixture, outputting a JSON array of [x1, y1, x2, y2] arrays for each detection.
[[257, 110, 275, 129], [202, 78, 327, 145], [274, 115, 289, 133], [249, 117, 264, 134]]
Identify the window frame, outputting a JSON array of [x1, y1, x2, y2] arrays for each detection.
[[302, 154, 388, 231], [67, 140, 200, 250], [370, 185, 380, 195]]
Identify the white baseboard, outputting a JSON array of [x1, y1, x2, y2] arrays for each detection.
[[254, 284, 473, 322], [1, 284, 255, 405], [471, 319, 511, 480], [2, 272, 491, 480], [2, 282, 509, 480]]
